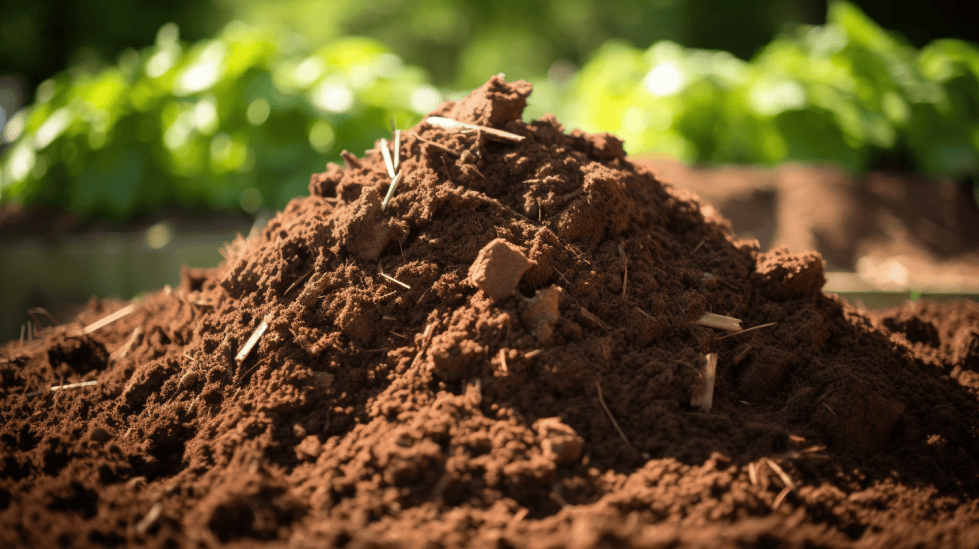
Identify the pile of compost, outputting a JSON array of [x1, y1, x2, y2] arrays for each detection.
[[2, 77, 978, 548]]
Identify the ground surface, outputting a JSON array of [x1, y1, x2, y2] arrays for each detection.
[[643, 158, 979, 290], [2, 77, 979, 548]]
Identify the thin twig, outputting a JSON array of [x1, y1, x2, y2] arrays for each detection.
[[596, 380, 633, 450], [27, 307, 57, 331], [411, 323, 436, 368], [765, 458, 796, 509], [341, 150, 363, 169], [635, 307, 655, 320], [717, 322, 778, 340], [732, 344, 753, 365], [580, 307, 611, 331], [822, 403, 838, 417], [381, 172, 403, 211], [110, 327, 143, 363], [27, 380, 98, 397], [284, 269, 315, 297], [52, 380, 98, 392], [82, 303, 138, 335], [764, 458, 795, 489], [618, 240, 628, 297], [426, 116, 525, 142], [135, 502, 163, 535], [408, 133, 461, 157], [235, 312, 273, 365], [499, 348, 509, 373], [379, 138, 396, 178], [691, 238, 707, 254], [773, 486, 792, 509], [748, 462, 758, 486], [379, 272, 411, 289]]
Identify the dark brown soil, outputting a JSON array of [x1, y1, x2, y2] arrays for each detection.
[[641, 158, 979, 286], [2, 76, 979, 548]]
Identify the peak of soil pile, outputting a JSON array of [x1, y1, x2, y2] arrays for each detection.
[[2, 76, 979, 548]]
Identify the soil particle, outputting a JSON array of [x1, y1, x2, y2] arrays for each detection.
[[521, 285, 562, 342], [467, 238, 533, 302], [2, 76, 979, 548]]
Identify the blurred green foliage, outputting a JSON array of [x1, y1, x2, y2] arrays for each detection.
[[1, 1, 977, 220], [566, 2, 979, 175], [223, 0, 819, 89], [0, 23, 439, 218], [0, 1, 226, 94]]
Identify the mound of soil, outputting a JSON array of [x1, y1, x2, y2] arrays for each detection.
[[641, 158, 979, 288], [2, 76, 979, 548]]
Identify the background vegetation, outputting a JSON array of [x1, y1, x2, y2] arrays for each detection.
[[1, 0, 977, 219]]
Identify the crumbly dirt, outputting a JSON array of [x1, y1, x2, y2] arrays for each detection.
[[641, 158, 979, 284], [2, 76, 979, 548]]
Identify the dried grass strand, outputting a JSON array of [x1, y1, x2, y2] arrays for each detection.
[[82, 303, 138, 335], [27, 380, 98, 397], [341, 150, 363, 169], [51, 380, 98, 392], [410, 323, 436, 368], [694, 312, 743, 332], [595, 380, 633, 450], [425, 116, 525, 142], [27, 307, 57, 331], [408, 133, 461, 157], [135, 502, 163, 535], [764, 458, 795, 489], [379, 272, 411, 289], [381, 172, 403, 211], [717, 322, 778, 340], [618, 240, 628, 297], [394, 129, 401, 172], [235, 313, 272, 365], [110, 327, 143, 363], [379, 138, 396, 178]]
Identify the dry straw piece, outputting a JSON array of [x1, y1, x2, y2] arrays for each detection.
[[379, 138, 396, 178], [425, 116, 525, 142], [81, 303, 138, 335], [394, 129, 401, 172], [694, 312, 743, 332], [381, 172, 403, 211], [235, 312, 273, 366], [690, 353, 718, 412], [717, 322, 778, 340], [379, 272, 411, 290], [27, 380, 99, 398], [408, 133, 461, 156], [595, 380, 633, 450]]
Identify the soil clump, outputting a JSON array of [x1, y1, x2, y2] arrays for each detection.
[[2, 76, 979, 548]]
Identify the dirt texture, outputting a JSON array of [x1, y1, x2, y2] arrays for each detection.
[[641, 158, 979, 289], [2, 76, 979, 548]]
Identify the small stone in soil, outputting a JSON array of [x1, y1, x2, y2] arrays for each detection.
[[521, 285, 562, 342], [535, 417, 584, 466], [468, 238, 533, 302]]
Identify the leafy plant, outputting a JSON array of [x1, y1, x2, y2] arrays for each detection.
[[564, 1, 979, 178], [3, 1, 978, 221], [0, 23, 441, 218]]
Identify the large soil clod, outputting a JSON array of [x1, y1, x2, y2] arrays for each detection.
[[2, 76, 979, 548]]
